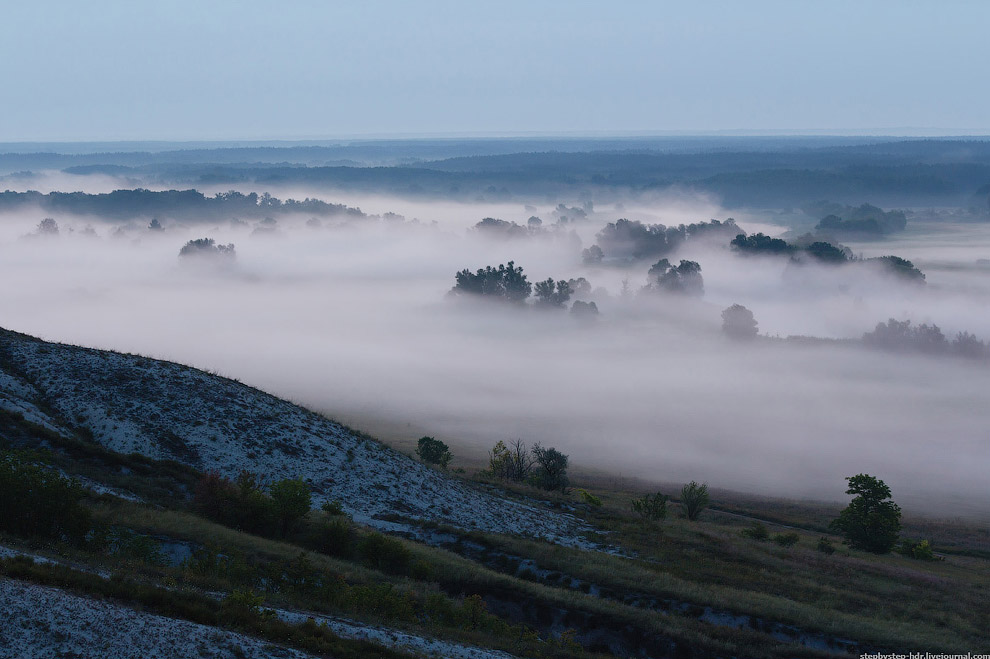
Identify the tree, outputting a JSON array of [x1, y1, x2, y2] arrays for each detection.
[[416, 436, 452, 469], [721, 304, 758, 340], [830, 474, 901, 553], [581, 245, 604, 264], [531, 444, 569, 492], [269, 478, 312, 537], [534, 278, 573, 308], [570, 300, 599, 318], [489, 439, 533, 482], [651, 260, 704, 296], [36, 217, 60, 236], [450, 261, 532, 302], [680, 481, 709, 521]]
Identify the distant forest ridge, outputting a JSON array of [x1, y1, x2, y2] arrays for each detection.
[[0, 189, 366, 221], [2, 138, 990, 207]]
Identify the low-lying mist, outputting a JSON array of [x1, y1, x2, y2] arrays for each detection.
[[2, 185, 988, 518]]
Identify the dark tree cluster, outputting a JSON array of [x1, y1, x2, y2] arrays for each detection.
[[489, 440, 568, 491], [194, 471, 312, 538], [811, 202, 908, 239], [646, 259, 704, 296], [0, 188, 365, 222], [451, 262, 597, 314], [451, 261, 532, 302], [0, 450, 90, 543], [731, 232, 794, 255], [488, 439, 534, 482], [863, 319, 988, 358], [592, 218, 742, 261], [733, 232, 924, 282], [179, 237, 237, 261], [533, 278, 573, 308]]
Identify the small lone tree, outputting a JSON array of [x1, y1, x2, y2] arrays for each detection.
[[416, 436, 452, 469], [680, 481, 710, 521], [829, 474, 901, 554], [721, 304, 758, 340], [531, 443, 569, 492]]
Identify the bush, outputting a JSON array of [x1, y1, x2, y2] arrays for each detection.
[[772, 532, 800, 547], [415, 436, 452, 469], [0, 450, 90, 542], [741, 522, 769, 541], [577, 489, 602, 506], [816, 537, 836, 554], [631, 492, 668, 522], [898, 539, 938, 561], [357, 533, 412, 574], [829, 474, 901, 554], [680, 481, 710, 521]]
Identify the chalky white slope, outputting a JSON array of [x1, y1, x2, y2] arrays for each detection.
[[0, 328, 588, 544]]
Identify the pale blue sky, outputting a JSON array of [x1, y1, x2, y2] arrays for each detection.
[[2, 1, 987, 141]]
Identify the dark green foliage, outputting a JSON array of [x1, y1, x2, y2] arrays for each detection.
[[270, 478, 313, 536], [451, 261, 532, 302], [816, 537, 836, 554], [0, 450, 90, 542], [721, 304, 758, 340], [415, 436, 452, 469], [898, 539, 938, 561], [804, 241, 849, 264], [533, 278, 573, 308], [357, 533, 412, 573], [731, 233, 794, 255], [741, 522, 769, 541], [771, 532, 800, 547], [531, 444, 569, 492], [193, 471, 311, 538], [867, 255, 925, 282], [631, 492, 668, 521], [830, 474, 902, 554], [680, 481, 710, 521]]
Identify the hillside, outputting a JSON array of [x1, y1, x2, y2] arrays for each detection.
[[0, 327, 588, 545]]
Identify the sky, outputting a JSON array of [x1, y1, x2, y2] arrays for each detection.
[[3, 0, 989, 141]]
